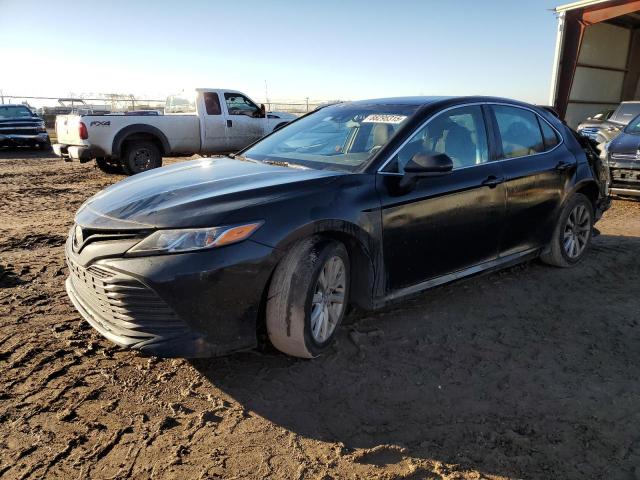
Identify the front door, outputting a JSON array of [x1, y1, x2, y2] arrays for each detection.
[[222, 92, 266, 151], [377, 105, 507, 291]]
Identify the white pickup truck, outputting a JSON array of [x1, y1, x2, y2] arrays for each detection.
[[53, 88, 296, 174]]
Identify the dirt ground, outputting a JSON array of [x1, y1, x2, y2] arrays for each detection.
[[1, 150, 639, 480]]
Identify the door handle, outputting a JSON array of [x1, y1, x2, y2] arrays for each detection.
[[227, 120, 233, 128], [481, 175, 505, 188], [555, 161, 574, 171]]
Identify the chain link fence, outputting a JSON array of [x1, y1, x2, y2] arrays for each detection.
[[0, 94, 340, 127]]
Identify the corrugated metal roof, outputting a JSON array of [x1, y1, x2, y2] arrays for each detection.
[[555, 0, 614, 12]]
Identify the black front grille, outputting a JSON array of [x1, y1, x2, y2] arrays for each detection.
[[66, 256, 186, 343]]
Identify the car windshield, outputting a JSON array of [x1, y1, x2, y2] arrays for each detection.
[[624, 114, 640, 134], [242, 103, 419, 172], [0, 105, 33, 119], [614, 103, 640, 124]]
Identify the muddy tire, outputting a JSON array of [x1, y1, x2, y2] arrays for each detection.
[[541, 193, 594, 267], [266, 237, 349, 358], [95, 157, 124, 174], [121, 141, 162, 175]]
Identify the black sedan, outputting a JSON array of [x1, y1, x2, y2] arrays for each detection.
[[65, 96, 610, 358], [605, 113, 640, 198]]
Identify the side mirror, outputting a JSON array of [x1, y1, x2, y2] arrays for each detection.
[[259, 103, 266, 118], [404, 152, 453, 176], [395, 153, 453, 192]]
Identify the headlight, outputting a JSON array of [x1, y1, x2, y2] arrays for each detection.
[[37, 121, 46, 132], [127, 222, 263, 255]]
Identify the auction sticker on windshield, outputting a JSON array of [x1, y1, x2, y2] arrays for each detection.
[[362, 114, 407, 124]]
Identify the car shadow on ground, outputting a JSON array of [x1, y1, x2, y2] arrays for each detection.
[[192, 234, 640, 479]]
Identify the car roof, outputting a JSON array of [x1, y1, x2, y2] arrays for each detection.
[[345, 96, 539, 109]]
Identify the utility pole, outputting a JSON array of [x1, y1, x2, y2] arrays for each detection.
[[0, 89, 4, 104], [306, 97, 309, 112]]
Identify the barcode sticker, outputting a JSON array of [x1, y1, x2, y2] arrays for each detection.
[[362, 114, 407, 124]]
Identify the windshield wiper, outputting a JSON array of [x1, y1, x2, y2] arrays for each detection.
[[229, 153, 260, 163], [261, 159, 309, 170]]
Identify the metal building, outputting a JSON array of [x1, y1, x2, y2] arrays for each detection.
[[549, 0, 640, 127]]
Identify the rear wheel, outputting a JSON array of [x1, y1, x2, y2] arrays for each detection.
[[122, 141, 162, 175], [266, 238, 349, 358], [95, 157, 124, 174], [541, 193, 594, 267]]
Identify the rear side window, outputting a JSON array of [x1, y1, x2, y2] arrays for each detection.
[[493, 105, 544, 159], [203, 92, 221, 115], [538, 118, 560, 150]]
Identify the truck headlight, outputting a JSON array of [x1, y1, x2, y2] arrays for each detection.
[[37, 121, 46, 133], [126, 222, 263, 255]]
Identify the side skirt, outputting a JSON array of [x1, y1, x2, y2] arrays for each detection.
[[376, 248, 541, 308]]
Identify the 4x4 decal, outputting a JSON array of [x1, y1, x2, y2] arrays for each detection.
[[90, 121, 111, 127]]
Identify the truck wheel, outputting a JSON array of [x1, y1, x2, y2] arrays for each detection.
[[122, 141, 162, 175], [39, 139, 52, 151], [95, 157, 124, 174], [541, 193, 594, 267], [266, 237, 349, 358]]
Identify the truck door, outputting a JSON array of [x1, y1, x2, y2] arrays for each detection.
[[222, 92, 267, 151], [200, 92, 229, 154]]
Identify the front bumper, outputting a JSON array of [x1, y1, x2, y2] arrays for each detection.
[[54, 144, 105, 163], [608, 158, 640, 197], [65, 236, 279, 357], [0, 132, 50, 147]]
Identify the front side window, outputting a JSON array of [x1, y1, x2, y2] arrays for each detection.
[[493, 105, 544, 159], [203, 92, 221, 115], [385, 105, 489, 173], [242, 103, 418, 172], [224, 93, 259, 116]]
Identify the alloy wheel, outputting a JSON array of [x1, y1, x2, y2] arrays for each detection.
[[310, 255, 346, 343], [563, 204, 591, 259]]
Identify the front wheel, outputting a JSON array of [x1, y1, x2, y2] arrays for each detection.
[[122, 141, 162, 175], [541, 193, 594, 267], [266, 238, 350, 358]]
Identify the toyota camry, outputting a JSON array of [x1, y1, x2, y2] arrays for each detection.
[[65, 96, 610, 358]]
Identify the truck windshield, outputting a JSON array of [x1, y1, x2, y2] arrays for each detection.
[[243, 103, 419, 172], [0, 105, 33, 119]]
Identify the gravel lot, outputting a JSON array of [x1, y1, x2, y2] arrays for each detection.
[[1, 150, 639, 480]]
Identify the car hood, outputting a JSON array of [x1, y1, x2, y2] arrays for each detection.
[[76, 157, 343, 229], [609, 132, 640, 155]]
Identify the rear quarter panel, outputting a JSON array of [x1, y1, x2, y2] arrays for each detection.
[[58, 114, 202, 155]]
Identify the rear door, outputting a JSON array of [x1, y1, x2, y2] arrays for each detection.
[[222, 92, 266, 151], [200, 92, 229, 153], [377, 104, 507, 291], [488, 104, 569, 256]]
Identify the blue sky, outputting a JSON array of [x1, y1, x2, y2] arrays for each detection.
[[0, 0, 562, 103]]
